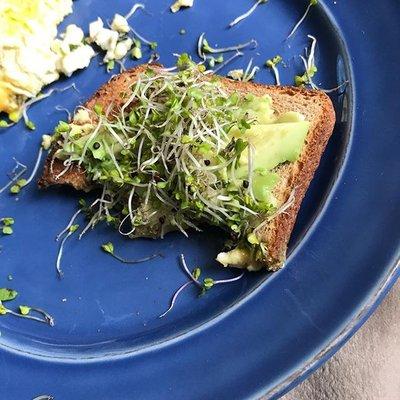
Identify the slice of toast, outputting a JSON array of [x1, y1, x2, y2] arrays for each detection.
[[39, 64, 335, 269]]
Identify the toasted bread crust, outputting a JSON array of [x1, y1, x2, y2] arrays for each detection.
[[39, 64, 336, 269], [261, 89, 335, 268], [212, 80, 336, 268], [39, 156, 89, 191]]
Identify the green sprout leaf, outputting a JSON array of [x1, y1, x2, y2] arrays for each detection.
[[295, 75, 305, 87], [176, 53, 194, 70], [2, 226, 13, 235], [181, 134, 192, 144], [192, 267, 201, 280], [295, 64, 317, 87], [309, 65, 318, 77], [101, 242, 114, 255], [10, 185, 20, 194], [0, 288, 18, 302], [69, 224, 79, 233], [55, 121, 70, 134], [202, 278, 215, 290], [8, 111, 20, 123], [1, 218, 14, 226], [247, 232, 260, 245], [156, 181, 168, 189], [19, 305, 31, 315], [208, 55, 224, 68], [234, 138, 248, 155], [94, 104, 103, 116], [106, 59, 115, 72], [8, 177, 28, 195], [265, 55, 282, 68], [78, 198, 87, 208], [16, 179, 27, 188], [131, 46, 142, 60], [25, 120, 36, 130], [202, 38, 212, 53], [238, 118, 251, 133]]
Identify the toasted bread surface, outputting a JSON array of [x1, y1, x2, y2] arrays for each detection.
[[39, 64, 335, 269]]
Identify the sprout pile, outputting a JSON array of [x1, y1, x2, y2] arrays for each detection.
[[51, 56, 282, 264]]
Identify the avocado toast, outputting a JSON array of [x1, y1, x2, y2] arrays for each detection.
[[39, 61, 335, 270]]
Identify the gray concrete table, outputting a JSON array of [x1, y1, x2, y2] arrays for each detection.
[[281, 279, 400, 400]]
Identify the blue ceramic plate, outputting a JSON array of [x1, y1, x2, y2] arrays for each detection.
[[0, 1, 399, 399]]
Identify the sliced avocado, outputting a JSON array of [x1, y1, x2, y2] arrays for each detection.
[[275, 111, 305, 123], [232, 121, 309, 203], [216, 247, 263, 271], [216, 247, 252, 267], [238, 121, 310, 171], [239, 94, 276, 124], [252, 171, 279, 203], [238, 94, 306, 125]]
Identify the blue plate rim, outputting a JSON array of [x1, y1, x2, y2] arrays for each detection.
[[265, 257, 400, 399], [0, 0, 357, 364], [1, 1, 400, 399]]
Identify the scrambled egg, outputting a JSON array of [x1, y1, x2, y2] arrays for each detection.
[[0, 0, 94, 119]]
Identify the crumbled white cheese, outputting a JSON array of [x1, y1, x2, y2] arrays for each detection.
[[62, 24, 84, 46], [53, 24, 85, 55], [93, 28, 119, 52], [58, 44, 95, 77], [114, 38, 133, 60], [51, 38, 69, 56], [89, 18, 104, 41], [90, 15, 133, 64], [111, 14, 130, 33], [52, 24, 95, 76], [170, 0, 194, 13]]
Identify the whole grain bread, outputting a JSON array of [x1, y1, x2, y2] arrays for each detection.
[[39, 64, 335, 270]]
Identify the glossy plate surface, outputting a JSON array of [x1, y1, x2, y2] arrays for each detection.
[[0, 0, 399, 399]]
